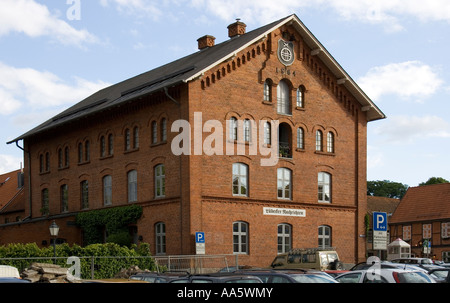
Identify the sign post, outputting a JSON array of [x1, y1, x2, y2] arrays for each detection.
[[373, 212, 388, 251], [195, 232, 205, 255]]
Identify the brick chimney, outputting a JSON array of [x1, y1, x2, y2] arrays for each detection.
[[227, 19, 246, 38], [197, 35, 216, 50]]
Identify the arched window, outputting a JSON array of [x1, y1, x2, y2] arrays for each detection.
[[297, 127, 304, 149], [152, 121, 158, 144], [58, 148, 63, 168], [161, 118, 167, 142], [277, 168, 292, 200], [155, 222, 166, 255], [277, 223, 292, 253], [100, 136, 106, 157], [264, 122, 271, 145], [318, 225, 332, 249], [318, 172, 331, 203], [41, 188, 49, 216], [232, 163, 248, 196], [327, 132, 334, 153], [233, 221, 249, 254], [277, 80, 291, 114], [84, 141, 90, 162], [108, 134, 114, 156], [316, 130, 323, 151], [80, 180, 89, 209], [125, 128, 131, 150], [243, 119, 251, 142], [60, 184, 69, 213], [133, 127, 139, 149]]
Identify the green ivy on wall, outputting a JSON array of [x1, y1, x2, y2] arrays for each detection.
[[76, 204, 143, 246]]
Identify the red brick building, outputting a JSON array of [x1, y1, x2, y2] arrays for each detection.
[[3, 15, 384, 266], [389, 183, 450, 262]]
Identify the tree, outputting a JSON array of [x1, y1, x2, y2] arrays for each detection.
[[367, 180, 409, 199], [419, 177, 449, 186]]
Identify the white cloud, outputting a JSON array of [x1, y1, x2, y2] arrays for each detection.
[[189, 0, 450, 31], [0, 62, 110, 116], [374, 115, 450, 143], [0, 154, 23, 175], [0, 0, 97, 46], [357, 61, 444, 102]]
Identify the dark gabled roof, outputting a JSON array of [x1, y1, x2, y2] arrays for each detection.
[[8, 14, 385, 144]]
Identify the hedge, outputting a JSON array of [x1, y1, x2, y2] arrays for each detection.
[[0, 242, 156, 279]]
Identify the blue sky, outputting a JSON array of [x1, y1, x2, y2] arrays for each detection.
[[0, 0, 449, 187]]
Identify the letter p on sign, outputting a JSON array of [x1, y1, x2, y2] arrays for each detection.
[[373, 212, 387, 231]]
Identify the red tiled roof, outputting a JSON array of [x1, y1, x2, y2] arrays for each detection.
[[0, 169, 23, 210], [367, 196, 400, 215], [390, 183, 450, 224]]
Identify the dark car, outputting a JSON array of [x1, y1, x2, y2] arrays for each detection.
[[0, 277, 31, 283], [236, 269, 338, 283], [130, 271, 189, 283], [169, 273, 263, 283]]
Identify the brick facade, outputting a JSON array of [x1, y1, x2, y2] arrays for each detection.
[[1, 15, 384, 267]]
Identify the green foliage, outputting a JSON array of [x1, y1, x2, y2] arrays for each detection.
[[419, 177, 449, 186], [367, 180, 409, 199], [75, 204, 143, 246], [0, 242, 155, 279]]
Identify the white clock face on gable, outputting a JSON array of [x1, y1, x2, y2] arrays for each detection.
[[277, 39, 295, 66]]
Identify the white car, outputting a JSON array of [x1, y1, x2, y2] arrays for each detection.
[[335, 268, 436, 283]]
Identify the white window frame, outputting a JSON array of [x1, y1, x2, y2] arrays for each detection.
[[233, 221, 248, 254], [155, 164, 165, 198], [103, 175, 112, 206], [155, 222, 166, 255], [277, 80, 290, 115], [232, 163, 248, 197], [318, 225, 331, 249], [277, 223, 292, 254], [318, 172, 331, 203], [128, 170, 138, 202], [277, 168, 292, 200]]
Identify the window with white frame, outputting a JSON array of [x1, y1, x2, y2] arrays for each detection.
[[264, 79, 272, 102], [233, 221, 248, 254], [277, 223, 292, 254], [229, 117, 238, 141], [155, 164, 165, 198], [264, 122, 271, 145], [318, 225, 331, 249], [316, 130, 323, 151], [296, 85, 305, 108], [297, 127, 304, 149], [327, 132, 334, 153], [243, 119, 251, 142], [152, 121, 158, 144], [318, 172, 331, 202], [128, 170, 137, 202], [277, 168, 292, 200], [161, 118, 167, 142], [277, 80, 291, 115], [232, 163, 248, 196], [155, 222, 166, 255], [442, 222, 450, 239]]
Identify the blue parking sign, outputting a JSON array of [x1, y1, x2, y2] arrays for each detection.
[[373, 212, 387, 231], [195, 232, 205, 243]]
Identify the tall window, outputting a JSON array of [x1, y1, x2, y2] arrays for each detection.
[[78, 143, 83, 163], [229, 117, 238, 141], [152, 121, 158, 144], [278, 223, 292, 254], [133, 127, 139, 149], [128, 170, 138, 202], [277, 80, 290, 114], [125, 128, 131, 151], [233, 221, 248, 254], [84, 141, 90, 162], [264, 122, 271, 145], [60, 184, 68, 213], [327, 132, 334, 153], [316, 130, 323, 151], [64, 147, 69, 167], [41, 188, 49, 215], [108, 134, 114, 156], [155, 222, 166, 255], [80, 180, 89, 209], [232, 163, 248, 196], [318, 225, 331, 248], [155, 164, 165, 198], [161, 118, 167, 142], [264, 79, 272, 102], [296, 85, 305, 108], [297, 127, 304, 149], [58, 148, 63, 168], [100, 136, 106, 157], [243, 119, 251, 142], [103, 175, 112, 206], [318, 172, 331, 202], [277, 168, 292, 200]]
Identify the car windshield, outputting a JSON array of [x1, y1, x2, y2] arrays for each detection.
[[291, 274, 337, 283], [419, 259, 433, 265], [396, 272, 433, 283]]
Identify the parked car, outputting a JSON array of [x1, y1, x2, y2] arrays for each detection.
[[390, 257, 445, 271], [130, 271, 189, 283], [335, 268, 436, 283], [0, 277, 30, 283], [0, 265, 20, 278], [427, 268, 450, 283], [270, 248, 343, 271], [236, 269, 338, 283], [168, 273, 263, 283]]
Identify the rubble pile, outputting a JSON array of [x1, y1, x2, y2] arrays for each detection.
[[21, 262, 75, 283]]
